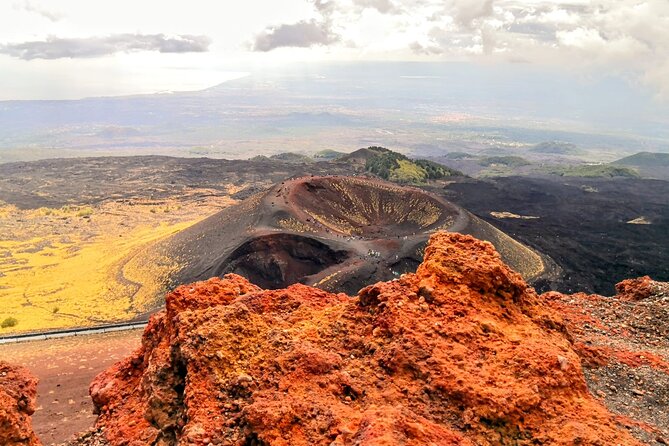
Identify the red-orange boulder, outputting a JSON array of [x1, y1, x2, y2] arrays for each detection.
[[90, 232, 642, 445], [615, 275, 660, 301], [0, 361, 41, 446]]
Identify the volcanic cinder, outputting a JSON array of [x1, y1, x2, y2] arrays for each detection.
[[162, 176, 557, 295], [0, 361, 41, 446], [88, 232, 644, 446]]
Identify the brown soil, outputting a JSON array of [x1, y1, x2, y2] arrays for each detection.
[[0, 330, 141, 445]]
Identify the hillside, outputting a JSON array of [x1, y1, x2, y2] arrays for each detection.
[[362, 148, 463, 183], [614, 152, 669, 167], [250, 153, 315, 164], [444, 151, 476, 160], [313, 149, 347, 160], [337, 146, 391, 164], [531, 141, 580, 155], [336, 147, 463, 183], [478, 156, 531, 167], [550, 164, 639, 178]]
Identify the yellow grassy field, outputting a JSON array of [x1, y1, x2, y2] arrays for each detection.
[[0, 194, 236, 334], [0, 221, 191, 333]]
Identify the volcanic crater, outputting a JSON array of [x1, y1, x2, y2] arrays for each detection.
[[160, 176, 557, 295], [288, 176, 456, 237]]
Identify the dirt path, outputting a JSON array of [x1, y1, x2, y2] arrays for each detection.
[[0, 329, 142, 445]]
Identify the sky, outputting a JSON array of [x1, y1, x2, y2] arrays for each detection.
[[0, 0, 668, 100]]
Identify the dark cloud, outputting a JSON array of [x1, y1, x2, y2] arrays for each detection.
[[0, 34, 211, 60], [253, 20, 339, 52]]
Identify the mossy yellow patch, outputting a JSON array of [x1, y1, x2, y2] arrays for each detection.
[[0, 203, 18, 218], [0, 221, 192, 333], [0, 192, 237, 334], [389, 159, 428, 184]]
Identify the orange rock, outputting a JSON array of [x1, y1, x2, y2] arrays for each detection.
[[615, 275, 658, 301], [542, 273, 669, 441], [0, 361, 41, 446], [90, 232, 641, 445]]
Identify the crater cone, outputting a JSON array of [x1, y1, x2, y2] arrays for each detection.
[[289, 176, 457, 237], [154, 176, 557, 296], [215, 234, 349, 290]]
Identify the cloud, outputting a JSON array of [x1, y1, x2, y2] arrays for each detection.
[[353, 0, 399, 14], [395, 0, 669, 98], [449, 0, 495, 27], [0, 34, 212, 60], [253, 20, 339, 51], [13, 0, 62, 22], [409, 41, 443, 55], [311, 0, 338, 18], [643, 60, 669, 100], [555, 27, 604, 49], [245, 0, 669, 97]]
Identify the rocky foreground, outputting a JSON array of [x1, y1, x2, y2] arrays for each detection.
[[2, 232, 668, 445], [0, 361, 40, 446]]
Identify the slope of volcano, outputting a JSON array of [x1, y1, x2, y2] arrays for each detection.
[[158, 176, 557, 295]]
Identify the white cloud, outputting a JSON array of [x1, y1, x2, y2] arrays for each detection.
[[393, 0, 669, 98], [1, 34, 211, 60], [536, 8, 580, 26], [643, 60, 669, 101], [556, 27, 604, 49], [449, 0, 495, 27], [1, 0, 669, 100], [13, 0, 63, 22], [353, 0, 400, 14], [253, 20, 338, 51]]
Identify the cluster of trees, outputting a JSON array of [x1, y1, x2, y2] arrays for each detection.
[[365, 151, 405, 179], [364, 147, 462, 184]]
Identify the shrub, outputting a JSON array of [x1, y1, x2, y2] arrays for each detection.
[[77, 207, 93, 217], [414, 159, 463, 178], [1, 317, 18, 328]]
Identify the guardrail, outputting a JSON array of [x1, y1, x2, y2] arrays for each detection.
[[0, 321, 148, 345]]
